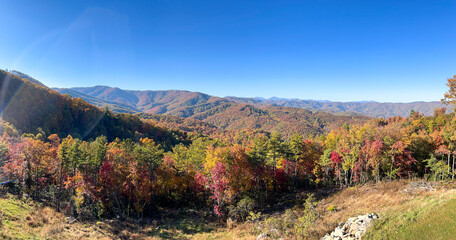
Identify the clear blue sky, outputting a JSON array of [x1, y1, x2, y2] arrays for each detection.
[[1, 0, 455, 102]]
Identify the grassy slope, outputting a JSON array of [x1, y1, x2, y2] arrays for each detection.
[[0, 198, 34, 239], [0, 196, 106, 239], [366, 188, 456, 239]]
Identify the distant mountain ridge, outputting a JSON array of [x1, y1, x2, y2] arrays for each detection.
[[54, 86, 447, 119], [52, 85, 370, 138], [54, 87, 139, 113], [55, 86, 233, 117], [226, 96, 446, 118]]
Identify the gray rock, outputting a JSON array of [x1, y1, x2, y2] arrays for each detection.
[[256, 233, 268, 240], [320, 213, 379, 240], [332, 226, 345, 237]]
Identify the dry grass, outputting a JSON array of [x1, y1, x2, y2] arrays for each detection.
[[190, 222, 256, 240]]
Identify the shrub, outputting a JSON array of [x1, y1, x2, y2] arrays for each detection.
[[228, 196, 257, 221], [247, 211, 261, 223], [296, 193, 319, 238], [250, 194, 319, 239]]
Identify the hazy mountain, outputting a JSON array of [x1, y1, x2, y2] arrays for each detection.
[[226, 96, 447, 118], [54, 88, 139, 113]]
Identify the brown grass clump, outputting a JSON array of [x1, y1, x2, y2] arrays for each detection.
[[26, 206, 52, 227]]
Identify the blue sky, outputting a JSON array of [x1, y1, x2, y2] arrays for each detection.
[[0, 0, 455, 102]]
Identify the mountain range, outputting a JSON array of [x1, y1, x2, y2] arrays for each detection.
[[54, 85, 446, 118], [55, 86, 369, 138]]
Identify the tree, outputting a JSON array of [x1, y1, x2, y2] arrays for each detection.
[[227, 146, 254, 197], [57, 135, 74, 212], [389, 141, 405, 180], [0, 140, 10, 167], [88, 136, 108, 172], [289, 133, 303, 187], [425, 154, 450, 181], [247, 137, 268, 203], [210, 162, 228, 217], [330, 151, 342, 186], [267, 132, 283, 171], [434, 107, 446, 118], [362, 139, 384, 183], [319, 149, 332, 183], [4, 138, 53, 199], [441, 75, 456, 110], [134, 137, 163, 214], [134, 138, 163, 172], [98, 145, 132, 219], [171, 144, 190, 173]]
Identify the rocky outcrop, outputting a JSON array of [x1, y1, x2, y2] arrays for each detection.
[[321, 213, 379, 240]]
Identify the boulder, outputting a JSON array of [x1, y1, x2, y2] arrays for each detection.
[[320, 213, 378, 240]]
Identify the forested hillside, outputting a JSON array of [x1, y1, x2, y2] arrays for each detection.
[[137, 102, 370, 139], [9, 70, 46, 87], [189, 103, 369, 139], [0, 70, 187, 149]]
